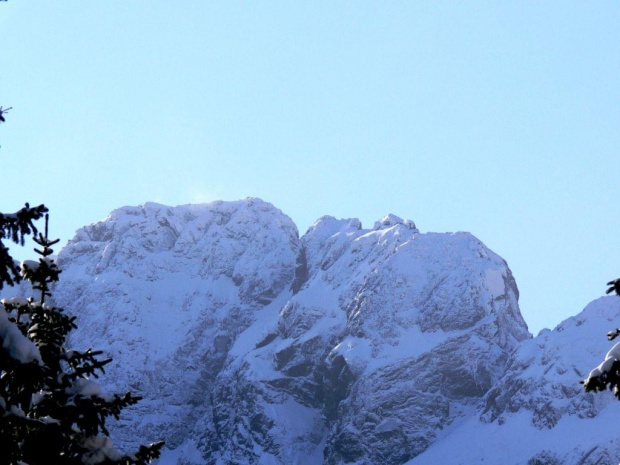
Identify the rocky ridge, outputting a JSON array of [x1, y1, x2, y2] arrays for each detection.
[[45, 198, 620, 464]]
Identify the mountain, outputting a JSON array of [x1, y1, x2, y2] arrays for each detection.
[[46, 199, 619, 464]]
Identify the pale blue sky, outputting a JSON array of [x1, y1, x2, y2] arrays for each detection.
[[2, 2, 619, 334]]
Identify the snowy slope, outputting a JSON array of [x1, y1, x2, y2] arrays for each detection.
[[407, 296, 620, 465], [46, 198, 619, 464]]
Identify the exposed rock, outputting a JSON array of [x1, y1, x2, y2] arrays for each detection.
[[50, 199, 544, 464]]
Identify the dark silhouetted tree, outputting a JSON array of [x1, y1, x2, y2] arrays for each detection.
[[581, 278, 620, 399]]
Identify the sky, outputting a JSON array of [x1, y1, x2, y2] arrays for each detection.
[[1, 2, 619, 335]]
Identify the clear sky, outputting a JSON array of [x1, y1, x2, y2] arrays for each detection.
[[2, 2, 619, 335]]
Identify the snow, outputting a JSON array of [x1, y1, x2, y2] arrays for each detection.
[[375, 418, 403, 433], [20, 260, 39, 271], [583, 338, 620, 383], [0, 304, 41, 364], [1, 296, 30, 307], [373, 214, 418, 232], [39, 416, 61, 425], [158, 440, 204, 464], [31, 391, 46, 406], [331, 324, 470, 376], [485, 268, 505, 298], [408, 406, 620, 465], [9, 404, 25, 417], [70, 378, 108, 399], [81, 436, 121, 464], [605, 341, 620, 361]]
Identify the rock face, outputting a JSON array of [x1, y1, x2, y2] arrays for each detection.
[[50, 198, 608, 464], [407, 296, 620, 465]]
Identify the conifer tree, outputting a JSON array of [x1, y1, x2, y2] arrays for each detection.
[[581, 279, 620, 399], [0, 204, 164, 465]]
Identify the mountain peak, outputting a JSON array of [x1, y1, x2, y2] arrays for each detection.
[[373, 213, 418, 231]]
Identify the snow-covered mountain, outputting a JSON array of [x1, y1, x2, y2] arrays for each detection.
[[48, 199, 620, 464]]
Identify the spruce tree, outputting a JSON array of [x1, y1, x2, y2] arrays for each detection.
[[0, 204, 164, 465], [581, 279, 620, 399]]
